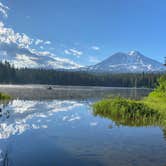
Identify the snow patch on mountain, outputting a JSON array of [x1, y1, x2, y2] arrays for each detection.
[[82, 51, 166, 73]]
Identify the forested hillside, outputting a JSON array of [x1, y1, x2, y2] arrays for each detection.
[[0, 61, 163, 87]]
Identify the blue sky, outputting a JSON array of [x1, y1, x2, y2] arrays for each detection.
[[1, 0, 166, 67]]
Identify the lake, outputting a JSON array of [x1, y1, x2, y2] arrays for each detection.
[[0, 85, 166, 166]]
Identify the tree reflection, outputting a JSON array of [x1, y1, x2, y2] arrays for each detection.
[[94, 110, 166, 141], [162, 128, 166, 140]]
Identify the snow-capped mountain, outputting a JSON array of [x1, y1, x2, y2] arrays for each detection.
[[82, 51, 166, 73]]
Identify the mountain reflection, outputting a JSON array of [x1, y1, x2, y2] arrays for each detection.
[[0, 100, 84, 139]]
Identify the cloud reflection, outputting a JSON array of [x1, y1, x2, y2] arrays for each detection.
[[0, 100, 84, 139]]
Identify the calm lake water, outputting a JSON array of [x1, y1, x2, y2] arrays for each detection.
[[0, 85, 166, 166]]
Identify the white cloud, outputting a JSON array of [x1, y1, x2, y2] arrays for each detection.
[[0, 22, 33, 48], [64, 49, 70, 55], [40, 46, 44, 49], [64, 48, 83, 57], [0, 2, 82, 69], [35, 40, 51, 46], [0, 22, 82, 69], [0, 21, 4, 27], [45, 41, 51, 45], [14, 54, 39, 68], [91, 46, 100, 51], [18, 33, 33, 48], [89, 56, 100, 64], [0, 1, 9, 18], [35, 39, 43, 45]]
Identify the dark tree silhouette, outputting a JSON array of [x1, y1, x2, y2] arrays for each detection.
[[0, 61, 163, 88]]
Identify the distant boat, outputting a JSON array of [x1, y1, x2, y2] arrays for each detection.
[[47, 86, 53, 90]]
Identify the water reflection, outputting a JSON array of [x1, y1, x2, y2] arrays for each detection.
[[93, 112, 166, 127], [1, 99, 166, 140], [163, 128, 166, 139], [0, 99, 166, 166], [94, 108, 166, 143], [0, 100, 84, 139], [0, 100, 88, 165]]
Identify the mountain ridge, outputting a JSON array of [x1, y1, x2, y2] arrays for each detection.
[[80, 50, 166, 73]]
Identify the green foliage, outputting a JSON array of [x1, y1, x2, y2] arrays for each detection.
[[143, 74, 166, 115], [0, 92, 11, 100], [149, 75, 166, 97], [93, 97, 160, 119], [93, 74, 166, 125]]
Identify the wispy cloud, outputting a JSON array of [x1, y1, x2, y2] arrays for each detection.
[[64, 48, 83, 57], [35, 39, 43, 45], [0, 22, 81, 69], [91, 46, 100, 51], [0, 1, 9, 18], [0, 21, 33, 48], [35, 39, 51, 45], [45, 41, 51, 45], [0, 1, 82, 69]]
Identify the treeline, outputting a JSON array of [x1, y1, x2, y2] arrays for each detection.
[[0, 61, 164, 88]]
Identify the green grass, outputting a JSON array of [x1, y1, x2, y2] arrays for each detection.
[[143, 75, 166, 116], [93, 74, 166, 126], [0, 92, 11, 100], [143, 96, 166, 115], [93, 97, 161, 118]]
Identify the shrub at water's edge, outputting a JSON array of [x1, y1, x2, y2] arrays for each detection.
[[0, 92, 11, 100], [93, 97, 160, 118], [93, 74, 166, 124], [143, 75, 166, 115]]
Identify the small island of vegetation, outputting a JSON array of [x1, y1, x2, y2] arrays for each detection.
[[93, 74, 166, 125], [0, 92, 11, 100]]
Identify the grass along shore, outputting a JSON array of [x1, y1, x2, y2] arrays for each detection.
[[93, 75, 166, 125]]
